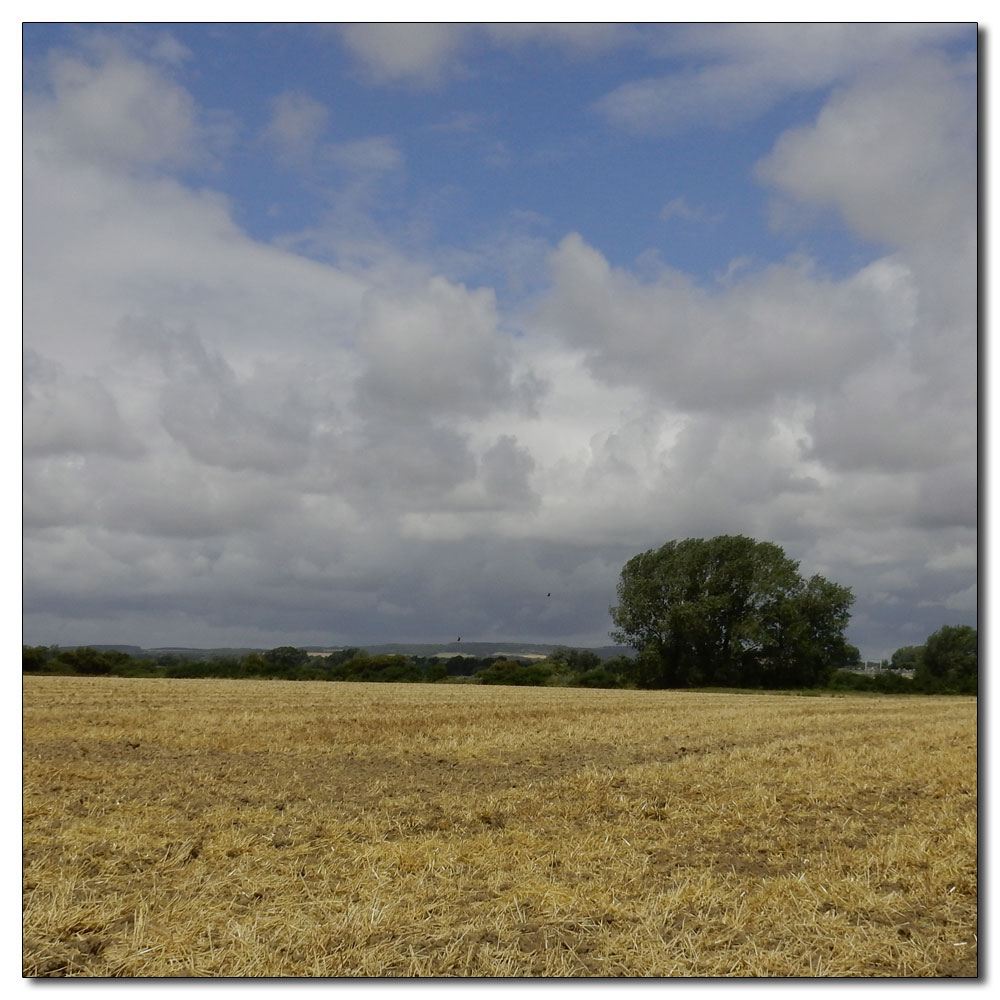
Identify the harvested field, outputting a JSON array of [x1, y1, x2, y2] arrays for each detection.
[[22, 676, 977, 977]]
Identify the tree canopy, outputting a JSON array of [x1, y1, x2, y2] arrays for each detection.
[[913, 624, 977, 693], [609, 535, 854, 689]]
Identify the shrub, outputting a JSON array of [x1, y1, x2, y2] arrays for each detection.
[[571, 667, 623, 689], [477, 660, 553, 687]]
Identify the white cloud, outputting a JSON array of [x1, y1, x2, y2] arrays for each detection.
[[756, 52, 976, 253], [263, 92, 402, 177], [659, 196, 721, 225], [339, 23, 467, 88], [263, 90, 330, 164], [535, 232, 901, 411], [484, 23, 640, 54], [943, 584, 978, 613], [338, 22, 641, 89], [596, 23, 970, 135], [354, 277, 526, 421], [327, 136, 403, 174], [20, 27, 977, 658], [26, 38, 209, 171], [927, 545, 978, 574]]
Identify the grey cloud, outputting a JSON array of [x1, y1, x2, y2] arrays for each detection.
[[23, 448, 290, 540], [798, 523, 977, 659], [913, 465, 978, 531], [128, 325, 315, 474], [538, 233, 897, 412], [807, 367, 973, 475], [349, 418, 477, 511], [355, 276, 530, 420], [480, 435, 538, 510], [23, 350, 143, 459]]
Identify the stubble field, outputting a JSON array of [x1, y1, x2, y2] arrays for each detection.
[[22, 675, 977, 977]]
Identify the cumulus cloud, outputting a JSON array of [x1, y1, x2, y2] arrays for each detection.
[[535, 232, 901, 411], [21, 27, 977, 660], [756, 53, 976, 253], [25, 35, 211, 171], [754, 52, 976, 535], [596, 23, 969, 134], [354, 277, 523, 420], [23, 351, 143, 459], [339, 23, 467, 88], [338, 23, 640, 89]]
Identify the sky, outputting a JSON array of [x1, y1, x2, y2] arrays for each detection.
[[20, 20, 979, 660]]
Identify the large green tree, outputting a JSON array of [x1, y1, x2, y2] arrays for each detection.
[[609, 535, 854, 689], [889, 644, 925, 673], [914, 625, 977, 693]]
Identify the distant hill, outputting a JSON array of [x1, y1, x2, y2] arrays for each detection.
[[53, 642, 634, 661], [339, 642, 635, 661]]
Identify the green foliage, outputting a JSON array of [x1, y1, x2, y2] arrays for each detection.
[[913, 625, 977, 694], [477, 659, 554, 686], [549, 648, 602, 673], [444, 656, 479, 676], [889, 644, 924, 673], [828, 669, 914, 693], [425, 662, 449, 683], [600, 654, 634, 676], [326, 654, 423, 683], [22, 646, 50, 672], [610, 535, 854, 690], [571, 666, 624, 689], [263, 646, 310, 671], [324, 648, 365, 666], [55, 647, 115, 675]]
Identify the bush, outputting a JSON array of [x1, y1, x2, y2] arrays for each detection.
[[828, 669, 915, 694], [55, 648, 114, 675], [327, 654, 423, 683], [477, 659, 553, 687], [22, 646, 50, 672], [571, 667, 624, 689]]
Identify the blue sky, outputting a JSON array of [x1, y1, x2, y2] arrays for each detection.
[[21, 21, 978, 658], [23, 22, 917, 283]]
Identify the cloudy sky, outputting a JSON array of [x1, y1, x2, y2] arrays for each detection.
[[21, 21, 977, 659]]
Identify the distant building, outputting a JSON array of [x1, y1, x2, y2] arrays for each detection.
[[843, 660, 915, 679]]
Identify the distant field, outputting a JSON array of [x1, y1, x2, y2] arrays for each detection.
[[22, 676, 977, 977]]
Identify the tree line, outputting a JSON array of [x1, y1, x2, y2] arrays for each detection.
[[20, 643, 634, 688], [22, 535, 977, 694], [21, 627, 975, 694]]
